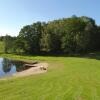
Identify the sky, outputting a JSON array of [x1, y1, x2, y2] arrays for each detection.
[[0, 0, 100, 36]]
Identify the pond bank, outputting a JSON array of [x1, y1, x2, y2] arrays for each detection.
[[13, 62, 48, 77], [0, 62, 48, 80]]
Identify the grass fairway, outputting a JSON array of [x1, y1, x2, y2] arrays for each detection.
[[0, 54, 100, 100]]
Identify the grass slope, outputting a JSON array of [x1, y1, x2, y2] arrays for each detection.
[[0, 54, 100, 100]]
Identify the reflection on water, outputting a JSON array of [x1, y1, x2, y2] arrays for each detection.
[[0, 58, 25, 77]]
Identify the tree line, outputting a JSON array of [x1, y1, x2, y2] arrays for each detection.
[[1, 16, 100, 54]]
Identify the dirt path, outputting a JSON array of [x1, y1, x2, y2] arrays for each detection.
[[13, 62, 48, 77]]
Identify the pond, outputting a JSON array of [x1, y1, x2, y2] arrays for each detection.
[[0, 58, 31, 78]]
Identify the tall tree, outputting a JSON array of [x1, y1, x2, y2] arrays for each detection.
[[18, 22, 43, 54], [4, 35, 14, 53]]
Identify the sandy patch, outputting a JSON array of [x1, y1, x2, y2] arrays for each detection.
[[13, 62, 48, 77]]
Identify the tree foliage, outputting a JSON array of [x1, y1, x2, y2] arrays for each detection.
[[2, 16, 100, 54]]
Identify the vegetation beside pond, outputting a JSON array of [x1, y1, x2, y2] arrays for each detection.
[[1, 16, 100, 55], [0, 41, 4, 53]]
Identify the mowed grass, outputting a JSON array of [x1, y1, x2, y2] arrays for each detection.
[[0, 54, 100, 100]]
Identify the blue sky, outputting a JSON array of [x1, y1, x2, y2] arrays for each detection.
[[0, 0, 100, 36]]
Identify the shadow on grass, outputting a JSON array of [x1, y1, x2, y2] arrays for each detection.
[[1, 52, 100, 60], [17, 52, 100, 60], [81, 52, 100, 60]]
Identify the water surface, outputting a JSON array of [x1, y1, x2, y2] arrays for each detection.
[[0, 58, 27, 78]]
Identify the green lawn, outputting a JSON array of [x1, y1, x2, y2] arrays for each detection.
[[0, 54, 100, 100]]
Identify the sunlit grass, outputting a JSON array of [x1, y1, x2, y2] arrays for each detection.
[[0, 53, 100, 100]]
